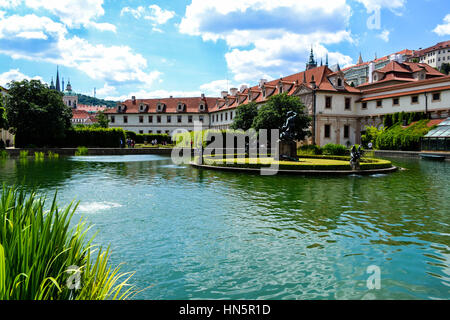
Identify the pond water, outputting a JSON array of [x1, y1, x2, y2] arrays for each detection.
[[0, 155, 449, 300]]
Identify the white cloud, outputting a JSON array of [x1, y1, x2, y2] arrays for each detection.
[[355, 0, 406, 13], [24, 0, 115, 32], [95, 83, 117, 98], [0, 14, 162, 87], [199, 79, 243, 96], [0, 68, 42, 87], [433, 14, 450, 36], [377, 29, 390, 42], [0, 0, 21, 8], [121, 4, 175, 32], [104, 89, 202, 102], [179, 0, 354, 82]]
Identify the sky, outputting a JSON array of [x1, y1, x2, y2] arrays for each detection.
[[0, 0, 449, 101]]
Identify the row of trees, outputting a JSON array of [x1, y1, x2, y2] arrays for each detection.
[[230, 93, 311, 141], [2, 80, 110, 147]]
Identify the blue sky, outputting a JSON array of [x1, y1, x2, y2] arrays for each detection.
[[0, 0, 449, 101]]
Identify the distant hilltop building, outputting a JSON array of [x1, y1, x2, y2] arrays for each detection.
[[343, 50, 414, 87], [409, 40, 450, 69]]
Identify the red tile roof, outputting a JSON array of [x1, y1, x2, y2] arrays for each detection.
[[342, 49, 414, 72], [105, 96, 217, 114], [76, 104, 108, 113], [412, 41, 450, 57]]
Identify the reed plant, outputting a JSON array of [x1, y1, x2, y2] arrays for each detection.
[[34, 152, 45, 161], [0, 150, 7, 160], [48, 151, 59, 159], [0, 186, 134, 300], [19, 151, 28, 159], [75, 146, 88, 156]]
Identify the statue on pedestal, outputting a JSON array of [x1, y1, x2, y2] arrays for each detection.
[[279, 111, 299, 161], [350, 145, 363, 170]]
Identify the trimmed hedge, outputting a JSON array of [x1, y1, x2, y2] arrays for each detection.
[[65, 127, 126, 148], [203, 156, 392, 171]]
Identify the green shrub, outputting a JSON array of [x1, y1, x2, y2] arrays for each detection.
[[0, 150, 7, 159], [75, 146, 89, 156], [0, 186, 133, 300], [322, 143, 348, 156], [65, 127, 126, 148], [298, 144, 323, 155], [361, 126, 384, 148]]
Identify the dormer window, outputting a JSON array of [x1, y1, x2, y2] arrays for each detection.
[[117, 104, 127, 113], [337, 78, 343, 87], [156, 103, 166, 112], [177, 102, 186, 112], [279, 85, 283, 94], [199, 103, 206, 112], [139, 103, 148, 113]]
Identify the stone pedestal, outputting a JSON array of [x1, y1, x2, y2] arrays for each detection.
[[278, 140, 298, 161]]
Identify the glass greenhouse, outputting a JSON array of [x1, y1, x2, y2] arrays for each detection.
[[421, 118, 450, 151]]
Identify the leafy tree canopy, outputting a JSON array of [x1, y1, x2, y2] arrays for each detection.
[[95, 110, 109, 128], [5, 80, 72, 147], [77, 94, 117, 108], [252, 93, 311, 141], [230, 102, 258, 131], [440, 63, 450, 75]]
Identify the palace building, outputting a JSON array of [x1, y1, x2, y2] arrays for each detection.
[[106, 49, 450, 147]]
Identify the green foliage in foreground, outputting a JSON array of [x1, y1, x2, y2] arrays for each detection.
[[0, 150, 7, 159], [0, 186, 133, 300], [75, 146, 89, 156], [19, 151, 28, 159]]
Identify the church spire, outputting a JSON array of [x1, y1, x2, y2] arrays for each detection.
[[306, 46, 317, 70], [50, 77, 55, 90], [55, 66, 61, 92], [326, 54, 329, 67], [358, 52, 363, 65]]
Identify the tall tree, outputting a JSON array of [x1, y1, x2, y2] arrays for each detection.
[[0, 95, 7, 130], [440, 63, 450, 75], [96, 110, 109, 128], [5, 80, 72, 147], [252, 93, 311, 141], [230, 102, 258, 131]]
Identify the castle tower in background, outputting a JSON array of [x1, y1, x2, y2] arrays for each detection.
[[306, 47, 317, 71]]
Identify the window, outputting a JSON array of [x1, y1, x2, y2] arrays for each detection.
[[139, 116, 144, 123], [178, 115, 182, 123], [220, 114, 223, 121], [165, 130, 170, 134], [225, 113, 228, 121], [325, 96, 332, 109], [376, 100, 382, 108], [324, 124, 331, 138], [148, 116, 153, 123], [148, 130, 152, 134], [344, 125, 350, 139], [230, 112, 233, 120], [188, 115, 193, 123], [411, 95, 419, 104], [393, 98, 399, 106], [216, 114, 219, 122], [110, 116, 115, 123], [362, 102, 367, 109], [199, 116, 204, 122], [432, 92, 441, 101], [157, 115, 161, 123], [345, 98, 351, 110], [337, 78, 342, 87], [123, 116, 128, 123], [139, 130, 144, 134], [167, 116, 171, 123]]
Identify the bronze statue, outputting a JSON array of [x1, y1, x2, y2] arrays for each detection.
[[280, 111, 298, 142], [350, 145, 363, 170]]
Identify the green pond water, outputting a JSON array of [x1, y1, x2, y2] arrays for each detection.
[[0, 155, 449, 300]]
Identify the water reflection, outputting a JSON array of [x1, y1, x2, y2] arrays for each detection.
[[0, 156, 448, 299]]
